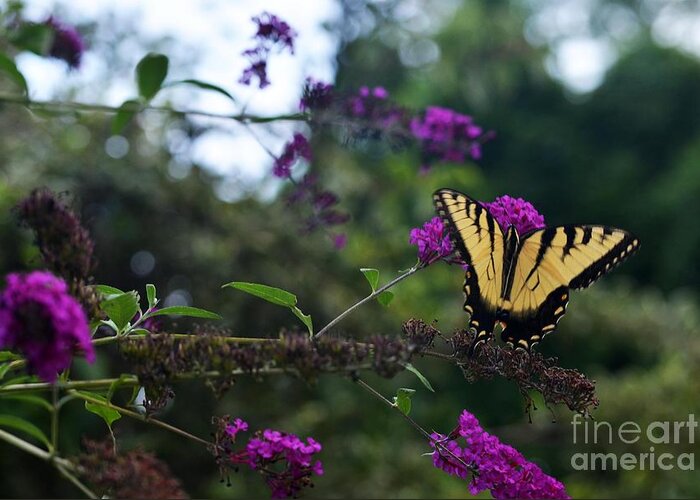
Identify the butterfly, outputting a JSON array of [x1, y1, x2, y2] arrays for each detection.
[[433, 188, 640, 353]]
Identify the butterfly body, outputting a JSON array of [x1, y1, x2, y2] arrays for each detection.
[[433, 188, 640, 352]]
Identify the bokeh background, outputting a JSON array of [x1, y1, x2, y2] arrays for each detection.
[[1, 0, 699, 498]]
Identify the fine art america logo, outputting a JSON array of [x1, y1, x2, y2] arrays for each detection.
[[571, 414, 696, 471]]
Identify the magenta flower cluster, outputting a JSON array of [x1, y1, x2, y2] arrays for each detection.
[[44, 16, 85, 69], [0, 271, 94, 382], [410, 106, 486, 171], [273, 133, 312, 178], [239, 12, 296, 88], [431, 410, 569, 499], [299, 78, 334, 112], [409, 195, 546, 266], [286, 174, 349, 248], [409, 216, 455, 266], [483, 195, 546, 235], [347, 86, 404, 130], [217, 416, 323, 499]]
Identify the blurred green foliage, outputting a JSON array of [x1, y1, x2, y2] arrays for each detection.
[[0, 0, 699, 498]]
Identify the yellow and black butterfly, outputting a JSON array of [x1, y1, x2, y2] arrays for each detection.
[[433, 188, 640, 353]]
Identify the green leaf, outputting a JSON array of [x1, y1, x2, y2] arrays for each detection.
[[164, 79, 236, 101], [0, 415, 51, 449], [223, 282, 297, 307], [403, 362, 435, 392], [0, 363, 12, 381], [0, 351, 20, 362], [0, 394, 53, 412], [76, 391, 121, 428], [95, 284, 125, 297], [360, 268, 379, 291], [291, 306, 313, 336], [393, 388, 416, 416], [377, 291, 394, 307], [143, 306, 221, 320], [99, 319, 119, 335], [111, 99, 141, 134], [0, 53, 28, 95], [146, 284, 157, 309], [136, 53, 169, 100], [9, 23, 52, 54], [101, 291, 140, 332]]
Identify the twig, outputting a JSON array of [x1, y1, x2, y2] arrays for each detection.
[[92, 334, 275, 347], [51, 383, 59, 453], [0, 428, 96, 498], [55, 462, 98, 499], [354, 378, 474, 473], [0, 92, 307, 123], [68, 390, 211, 448], [315, 266, 421, 338]]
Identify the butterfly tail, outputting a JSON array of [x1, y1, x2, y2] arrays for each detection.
[[463, 267, 498, 356]]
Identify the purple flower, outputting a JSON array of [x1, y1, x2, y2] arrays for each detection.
[[225, 418, 249, 440], [214, 416, 323, 498], [252, 12, 296, 53], [332, 233, 347, 250], [0, 271, 94, 382], [44, 16, 85, 69], [273, 133, 312, 178], [300, 78, 334, 111], [410, 195, 544, 267], [348, 86, 392, 118], [483, 195, 546, 234], [410, 106, 488, 171], [285, 174, 350, 247], [239, 12, 296, 88], [431, 410, 569, 499], [409, 216, 456, 266], [239, 58, 270, 88]]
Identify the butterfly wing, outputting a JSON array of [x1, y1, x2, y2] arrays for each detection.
[[433, 189, 505, 348], [503, 225, 640, 350]]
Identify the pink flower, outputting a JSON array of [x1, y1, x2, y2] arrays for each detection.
[[45, 16, 85, 69], [273, 133, 312, 178], [431, 410, 569, 499], [410, 106, 488, 171], [0, 271, 94, 381], [214, 416, 323, 498], [409, 216, 454, 266], [483, 195, 546, 234]]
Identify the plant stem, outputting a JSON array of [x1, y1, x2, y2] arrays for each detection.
[[0, 427, 55, 462], [92, 334, 275, 347], [420, 350, 456, 362], [0, 92, 307, 123], [0, 363, 371, 394], [354, 378, 474, 473], [1, 376, 140, 393], [55, 462, 98, 499], [0, 428, 96, 498], [315, 266, 421, 339], [51, 383, 59, 453], [68, 390, 211, 448]]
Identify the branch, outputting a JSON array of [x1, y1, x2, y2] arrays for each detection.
[[68, 390, 211, 448], [0, 428, 97, 498], [0, 92, 307, 124], [354, 378, 475, 474], [315, 265, 421, 338]]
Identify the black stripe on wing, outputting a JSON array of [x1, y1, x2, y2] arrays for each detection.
[[502, 286, 569, 352], [432, 189, 476, 263], [463, 266, 498, 353], [569, 230, 640, 289]]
